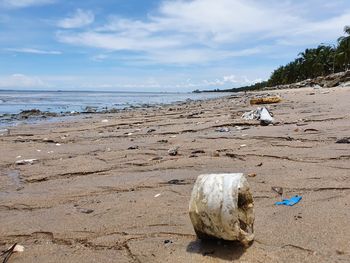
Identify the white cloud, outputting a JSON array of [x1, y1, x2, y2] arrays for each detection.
[[0, 74, 47, 88], [0, 0, 55, 8], [203, 75, 257, 87], [6, 48, 62, 55], [56, 0, 350, 65], [57, 9, 94, 29]]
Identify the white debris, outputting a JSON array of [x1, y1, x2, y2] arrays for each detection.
[[15, 159, 38, 165], [13, 244, 25, 252], [0, 128, 9, 136], [241, 107, 274, 126], [101, 119, 109, 123], [189, 173, 255, 246], [259, 107, 274, 125], [154, 193, 161, 198]]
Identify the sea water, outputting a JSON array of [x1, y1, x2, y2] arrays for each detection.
[[0, 90, 229, 115]]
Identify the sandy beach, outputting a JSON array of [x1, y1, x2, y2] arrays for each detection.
[[0, 87, 349, 262]]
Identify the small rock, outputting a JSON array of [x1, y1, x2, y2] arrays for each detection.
[[271, 186, 283, 196], [150, 156, 163, 161], [212, 151, 220, 157], [147, 128, 156, 133], [336, 137, 350, 144], [215, 127, 230, 133], [168, 146, 179, 156], [79, 208, 94, 214], [127, 146, 139, 150], [167, 179, 186, 185]]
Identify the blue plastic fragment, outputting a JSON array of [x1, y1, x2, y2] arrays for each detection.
[[275, 195, 302, 206]]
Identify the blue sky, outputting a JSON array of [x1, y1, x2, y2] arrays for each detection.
[[0, 0, 350, 91]]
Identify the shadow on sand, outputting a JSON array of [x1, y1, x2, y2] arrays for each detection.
[[186, 239, 245, 261]]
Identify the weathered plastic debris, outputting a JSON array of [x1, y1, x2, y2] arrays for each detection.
[[241, 109, 260, 121], [241, 107, 274, 125], [275, 195, 302, 206], [259, 107, 274, 125], [189, 173, 255, 246], [250, 96, 281, 105], [215, 127, 230, 132], [15, 159, 38, 165]]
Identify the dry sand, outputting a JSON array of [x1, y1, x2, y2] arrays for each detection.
[[0, 87, 349, 262]]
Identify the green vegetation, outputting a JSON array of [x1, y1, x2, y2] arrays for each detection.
[[199, 26, 350, 93], [268, 25, 350, 87]]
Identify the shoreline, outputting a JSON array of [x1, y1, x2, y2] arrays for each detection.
[[1, 86, 349, 262], [0, 92, 235, 128]]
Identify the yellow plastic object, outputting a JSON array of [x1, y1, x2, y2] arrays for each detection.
[[250, 96, 282, 105]]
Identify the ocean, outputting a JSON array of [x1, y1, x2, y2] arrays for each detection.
[[0, 90, 229, 115]]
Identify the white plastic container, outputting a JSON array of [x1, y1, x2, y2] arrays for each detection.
[[189, 173, 255, 245]]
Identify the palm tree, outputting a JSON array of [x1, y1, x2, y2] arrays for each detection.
[[336, 26, 350, 70]]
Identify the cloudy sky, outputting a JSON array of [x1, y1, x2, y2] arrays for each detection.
[[0, 0, 349, 91]]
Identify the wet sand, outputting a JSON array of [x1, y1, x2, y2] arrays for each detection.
[[0, 87, 349, 262]]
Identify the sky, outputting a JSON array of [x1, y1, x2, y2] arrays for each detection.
[[0, 0, 350, 91]]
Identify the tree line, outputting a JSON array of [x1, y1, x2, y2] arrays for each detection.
[[200, 26, 350, 93], [267, 25, 350, 87]]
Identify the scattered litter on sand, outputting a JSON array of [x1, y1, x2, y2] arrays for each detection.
[[101, 119, 109, 123], [275, 195, 302, 206], [154, 193, 161, 198], [242, 107, 274, 126], [250, 96, 282, 105], [15, 159, 38, 165], [215, 127, 230, 132], [248, 173, 257, 177]]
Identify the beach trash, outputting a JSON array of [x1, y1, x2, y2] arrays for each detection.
[[189, 173, 255, 245], [259, 107, 274, 125], [15, 159, 38, 165], [275, 195, 302, 206], [241, 107, 274, 125], [250, 96, 281, 105]]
